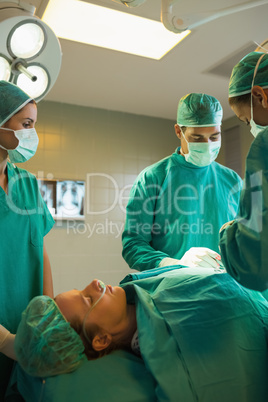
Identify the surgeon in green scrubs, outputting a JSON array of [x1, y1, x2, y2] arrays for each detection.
[[220, 51, 268, 291], [0, 81, 54, 399], [122, 93, 243, 272]]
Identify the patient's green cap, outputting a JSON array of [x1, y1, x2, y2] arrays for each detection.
[[15, 296, 86, 377], [0, 81, 31, 126], [177, 93, 222, 127], [229, 52, 268, 98]]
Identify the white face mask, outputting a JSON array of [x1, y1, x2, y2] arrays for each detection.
[[250, 53, 268, 138], [250, 115, 268, 138], [181, 131, 221, 167], [0, 127, 39, 163]]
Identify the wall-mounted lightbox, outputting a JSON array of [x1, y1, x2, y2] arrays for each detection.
[[38, 179, 85, 220]]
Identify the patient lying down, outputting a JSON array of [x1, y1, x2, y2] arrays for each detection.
[[17, 278, 138, 376], [3, 263, 268, 401]]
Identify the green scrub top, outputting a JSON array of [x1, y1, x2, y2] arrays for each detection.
[[0, 162, 54, 399], [220, 131, 268, 291], [122, 148, 243, 271], [120, 267, 268, 401]]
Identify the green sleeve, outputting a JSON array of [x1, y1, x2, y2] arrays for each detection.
[[34, 178, 54, 237], [122, 174, 170, 272], [220, 132, 268, 291], [40, 195, 54, 237]]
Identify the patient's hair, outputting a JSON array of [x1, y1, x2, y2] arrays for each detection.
[[229, 93, 251, 107]]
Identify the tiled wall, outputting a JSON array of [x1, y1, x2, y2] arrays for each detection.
[[20, 100, 250, 295], [21, 100, 179, 294]]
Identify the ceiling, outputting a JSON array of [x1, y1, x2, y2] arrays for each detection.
[[30, 0, 268, 121]]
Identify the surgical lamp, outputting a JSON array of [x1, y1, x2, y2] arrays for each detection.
[[0, 0, 61, 101], [111, 0, 268, 34]]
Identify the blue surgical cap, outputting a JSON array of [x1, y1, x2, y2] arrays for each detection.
[[15, 296, 86, 377], [229, 51, 268, 98], [177, 93, 223, 127], [0, 81, 31, 126]]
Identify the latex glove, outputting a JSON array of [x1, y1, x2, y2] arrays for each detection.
[[158, 257, 181, 268], [219, 220, 235, 233], [0, 325, 16, 360], [179, 247, 222, 269]]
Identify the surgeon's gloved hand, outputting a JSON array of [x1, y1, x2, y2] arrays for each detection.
[[158, 257, 181, 268], [179, 247, 222, 269], [0, 325, 16, 360]]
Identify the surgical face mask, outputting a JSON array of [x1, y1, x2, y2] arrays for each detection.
[[250, 115, 267, 138], [250, 53, 268, 138], [0, 127, 39, 163], [181, 131, 221, 167], [82, 280, 106, 343]]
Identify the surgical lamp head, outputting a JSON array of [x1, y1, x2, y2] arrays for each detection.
[[0, 1, 62, 101]]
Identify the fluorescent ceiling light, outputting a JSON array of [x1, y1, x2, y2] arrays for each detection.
[[42, 0, 190, 60]]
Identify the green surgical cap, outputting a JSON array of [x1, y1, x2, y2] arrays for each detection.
[[229, 51, 268, 98], [177, 93, 223, 127], [0, 81, 31, 126], [15, 296, 86, 377]]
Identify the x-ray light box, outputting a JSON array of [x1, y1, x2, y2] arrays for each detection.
[[38, 179, 85, 220]]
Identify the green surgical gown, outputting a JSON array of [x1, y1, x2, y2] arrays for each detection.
[[122, 148, 243, 271], [120, 266, 268, 401], [0, 162, 54, 399], [220, 131, 268, 291]]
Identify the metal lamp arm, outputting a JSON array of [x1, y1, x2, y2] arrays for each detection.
[[161, 0, 268, 33], [0, 0, 35, 14]]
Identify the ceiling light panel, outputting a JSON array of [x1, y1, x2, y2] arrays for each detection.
[[42, 0, 190, 60]]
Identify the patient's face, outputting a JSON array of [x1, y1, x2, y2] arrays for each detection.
[[55, 280, 128, 335]]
